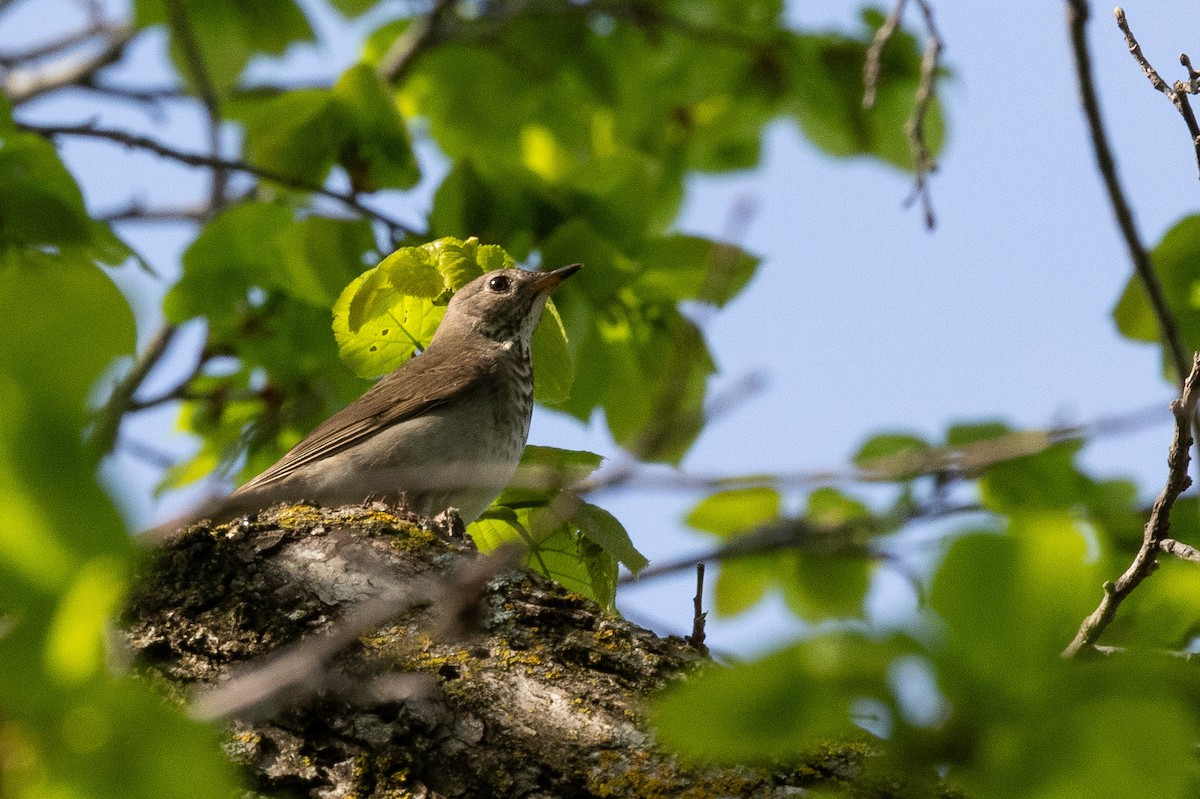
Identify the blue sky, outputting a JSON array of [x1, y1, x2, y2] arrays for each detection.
[[9, 0, 1197, 653]]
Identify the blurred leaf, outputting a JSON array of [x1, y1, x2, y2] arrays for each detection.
[[654, 634, 909, 761], [276, 216, 377, 307], [712, 554, 775, 616], [853, 431, 931, 479], [329, 0, 378, 16], [786, 15, 945, 170], [243, 89, 342, 183], [135, 0, 315, 93], [333, 63, 420, 192], [0, 132, 91, 250], [163, 202, 292, 329], [686, 487, 782, 538], [634, 235, 760, 307], [1113, 214, 1200, 378]]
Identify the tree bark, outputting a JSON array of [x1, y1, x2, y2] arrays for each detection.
[[124, 503, 908, 798]]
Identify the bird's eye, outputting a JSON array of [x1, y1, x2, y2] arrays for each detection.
[[487, 275, 511, 292]]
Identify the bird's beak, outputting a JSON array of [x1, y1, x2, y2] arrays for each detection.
[[531, 263, 582, 292]]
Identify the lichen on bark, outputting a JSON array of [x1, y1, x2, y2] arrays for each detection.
[[124, 503, 920, 798]]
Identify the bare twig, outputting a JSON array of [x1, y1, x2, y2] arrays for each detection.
[[685, 563, 708, 654], [1159, 537, 1200, 563], [862, 0, 943, 229], [164, 0, 227, 211], [581, 402, 1170, 497], [5, 22, 133, 104], [377, 0, 456, 85], [863, 0, 907, 110], [1114, 7, 1200, 178], [98, 200, 211, 225], [18, 121, 419, 237], [0, 19, 126, 66], [91, 324, 178, 456], [1063, 352, 1200, 657], [903, 0, 943, 229]]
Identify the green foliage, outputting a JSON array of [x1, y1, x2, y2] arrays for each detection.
[[134, 0, 315, 94], [0, 244, 240, 796], [788, 10, 946, 169], [331, 236, 575, 404], [469, 446, 646, 607], [662, 420, 1200, 795], [6, 1, 963, 796], [1114, 214, 1200, 379], [242, 63, 419, 191], [686, 486, 875, 620]]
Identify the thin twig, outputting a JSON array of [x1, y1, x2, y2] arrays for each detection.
[[377, 0, 456, 85], [0, 19, 125, 66], [98, 201, 211, 224], [1066, 1, 1191, 388], [862, 0, 943, 229], [1063, 352, 1200, 657], [685, 563, 708, 654], [581, 402, 1170, 497], [164, 0, 227, 211], [19, 121, 419, 237], [902, 0, 943, 229], [863, 0, 907, 110], [5, 23, 133, 104], [1159, 537, 1200, 563], [1114, 7, 1200, 178], [91, 324, 178, 456]]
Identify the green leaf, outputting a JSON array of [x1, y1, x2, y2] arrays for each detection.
[[634, 235, 760, 307], [163, 202, 292, 329], [575, 502, 647, 575], [686, 487, 782, 538], [500, 445, 604, 505], [135, 0, 315, 94], [853, 431, 931, 478], [329, 0, 379, 17], [276, 216, 377, 307], [332, 63, 419, 192], [332, 236, 574, 391], [654, 634, 908, 762], [712, 553, 775, 616], [333, 236, 520, 378], [531, 298, 573, 404], [1113, 214, 1200, 378], [0, 132, 91, 250], [243, 89, 343, 183], [784, 551, 872, 621]]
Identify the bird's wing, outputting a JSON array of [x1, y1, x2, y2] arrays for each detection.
[[234, 346, 498, 494]]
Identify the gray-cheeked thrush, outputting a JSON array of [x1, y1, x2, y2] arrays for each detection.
[[149, 263, 580, 537]]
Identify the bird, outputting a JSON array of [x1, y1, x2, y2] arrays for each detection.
[[146, 263, 581, 540]]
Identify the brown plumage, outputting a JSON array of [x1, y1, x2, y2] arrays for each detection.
[[145, 264, 580, 540]]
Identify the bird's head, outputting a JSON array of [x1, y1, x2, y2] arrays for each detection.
[[436, 264, 581, 346]]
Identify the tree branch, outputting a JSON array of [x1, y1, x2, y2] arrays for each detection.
[[163, 0, 227, 212], [1114, 7, 1200, 179], [4, 22, 132, 104], [1066, 1, 1191, 388], [91, 324, 178, 456], [862, 0, 944, 229], [1063, 352, 1200, 657], [377, 0, 456, 85], [18, 121, 420, 237]]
